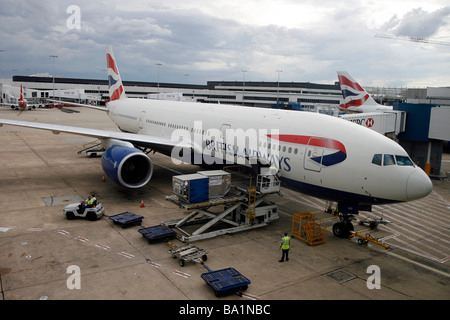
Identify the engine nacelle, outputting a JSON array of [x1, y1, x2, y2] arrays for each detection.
[[101, 145, 153, 188]]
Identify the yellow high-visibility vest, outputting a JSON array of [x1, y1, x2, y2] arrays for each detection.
[[281, 236, 290, 250]]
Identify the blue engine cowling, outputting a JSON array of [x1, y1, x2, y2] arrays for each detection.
[[101, 146, 153, 188]]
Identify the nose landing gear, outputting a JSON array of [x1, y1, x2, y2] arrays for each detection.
[[332, 202, 358, 238], [332, 214, 355, 238]]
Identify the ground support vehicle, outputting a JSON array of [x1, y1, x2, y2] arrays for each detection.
[[63, 202, 104, 221]]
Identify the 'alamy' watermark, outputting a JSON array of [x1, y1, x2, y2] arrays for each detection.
[[366, 265, 381, 289], [66, 265, 81, 289], [170, 121, 282, 168], [66, 5, 81, 30]]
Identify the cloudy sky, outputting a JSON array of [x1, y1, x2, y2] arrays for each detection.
[[1, 0, 450, 87]]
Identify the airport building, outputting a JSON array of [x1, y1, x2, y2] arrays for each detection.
[[8, 74, 344, 110]]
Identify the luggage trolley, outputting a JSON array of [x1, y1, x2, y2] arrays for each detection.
[[168, 242, 208, 267], [200, 264, 251, 297], [138, 225, 177, 244], [108, 212, 144, 228]]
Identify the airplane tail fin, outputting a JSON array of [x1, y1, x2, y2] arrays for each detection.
[[106, 46, 127, 101], [20, 85, 24, 101], [337, 71, 378, 111]]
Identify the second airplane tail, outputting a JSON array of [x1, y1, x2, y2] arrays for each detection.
[[337, 71, 378, 112], [106, 46, 127, 101]]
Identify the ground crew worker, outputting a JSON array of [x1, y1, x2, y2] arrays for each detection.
[[80, 195, 96, 211], [89, 194, 97, 207], [279, 232, 290, 262]]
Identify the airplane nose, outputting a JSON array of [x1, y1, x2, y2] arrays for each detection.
[[406, 170, 433, 201]]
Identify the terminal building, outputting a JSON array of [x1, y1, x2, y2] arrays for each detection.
[[7, 75, 344, 111]]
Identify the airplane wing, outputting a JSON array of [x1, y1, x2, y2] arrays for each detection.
[[47, 99, 108, 111], [0, 118, 191, 150]]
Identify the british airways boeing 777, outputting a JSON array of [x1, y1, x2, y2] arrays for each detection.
[[0, 46, 432, 237]]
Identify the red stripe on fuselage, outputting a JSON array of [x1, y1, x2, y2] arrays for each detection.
[[267, 134, 346, 154]]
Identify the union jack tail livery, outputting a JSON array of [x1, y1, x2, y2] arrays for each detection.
[[18, 85, 27, 109], [337, 71, 392, 113], [106, 46, 126, 101]]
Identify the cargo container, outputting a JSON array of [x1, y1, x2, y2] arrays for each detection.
[[197, 170, 231, 198], [172, 174, 209, 203]]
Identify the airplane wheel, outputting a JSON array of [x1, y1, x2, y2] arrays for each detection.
[[87, 212, 97, 221], [346, 221, 354, 233], [333, 222, 346, 238], [333, 222, 353, 238]]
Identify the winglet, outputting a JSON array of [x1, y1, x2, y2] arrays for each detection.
[[106, 46, 127, 101]]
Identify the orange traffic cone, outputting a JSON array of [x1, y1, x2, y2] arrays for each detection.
[[140, 198, 145, 208]]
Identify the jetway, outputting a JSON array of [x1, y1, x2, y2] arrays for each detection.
[[340, 111, 406, 135]]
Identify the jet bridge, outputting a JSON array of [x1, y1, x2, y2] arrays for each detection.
[[340, 110, 406, 135], [163, 171, 280, 242]]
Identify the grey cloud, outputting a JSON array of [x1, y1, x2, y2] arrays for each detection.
[[384, 6, 450, 38]]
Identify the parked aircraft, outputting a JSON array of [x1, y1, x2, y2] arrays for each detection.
[[3, 85, 36, 111], [0, 47, 433, 237], [337, 71, 393, 113]]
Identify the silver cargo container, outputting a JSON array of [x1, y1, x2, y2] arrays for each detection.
[[197, 170, 231, 198]]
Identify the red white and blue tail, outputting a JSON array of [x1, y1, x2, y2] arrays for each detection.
[[18, 85, 27, 109], [106, 46, 127, 101], [337, 71, 378, 112]]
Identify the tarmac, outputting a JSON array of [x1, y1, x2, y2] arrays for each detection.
[[0, 107, 449, 306]]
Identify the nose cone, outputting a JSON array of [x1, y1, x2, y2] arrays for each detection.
[[407, 170, 433, 201]]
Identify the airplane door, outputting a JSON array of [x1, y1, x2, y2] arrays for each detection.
[[138, 111, 146, 129], [304, 137, 326, 172]]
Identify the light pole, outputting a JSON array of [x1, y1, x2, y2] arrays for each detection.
[[242, 69, 247, 105], [156, 63, 162, 99], [50, 55, 58, 99], [276, 69, 282, 105]]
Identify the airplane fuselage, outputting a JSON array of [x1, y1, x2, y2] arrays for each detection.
[[107, 98, 432, 206]]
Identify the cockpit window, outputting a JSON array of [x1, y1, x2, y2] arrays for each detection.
[[371, 154, 382, 166], [395, 155, 414, 166], [384, 154, 396, 166]]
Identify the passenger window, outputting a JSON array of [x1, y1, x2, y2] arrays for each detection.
[[395, 155, 414, 166], [384, 154, 396, 166], [372, 154, 382, 166]]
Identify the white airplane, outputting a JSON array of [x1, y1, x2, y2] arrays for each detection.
[[0, 46, 433, 237], [337, 71, 393, 113], [3, 85, 36, 111]]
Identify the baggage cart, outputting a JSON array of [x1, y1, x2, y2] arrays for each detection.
[[168, 242, 208, 267], [201, 265, 251, 297], [108, 211, 144, 228], [138, 225, 176, 244]]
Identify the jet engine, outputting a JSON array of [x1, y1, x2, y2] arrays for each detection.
[[101, 145, 153, 188]]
